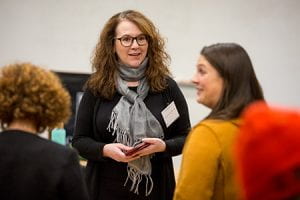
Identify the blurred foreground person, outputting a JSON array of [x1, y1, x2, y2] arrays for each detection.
[[235, 102, 300, 200], [0, 63, 89, 200]]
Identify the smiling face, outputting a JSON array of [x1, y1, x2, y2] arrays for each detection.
[[192, 55, 224, 109], [114, 20, 148, 68]]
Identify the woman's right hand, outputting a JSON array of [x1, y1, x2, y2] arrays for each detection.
[[103, 143, 139, 162]]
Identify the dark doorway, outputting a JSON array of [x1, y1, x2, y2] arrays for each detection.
[[54, 71, 90, 142]]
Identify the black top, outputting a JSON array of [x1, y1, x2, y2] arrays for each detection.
[[0, 130, 89, 200], [72, 78, 191, 200]]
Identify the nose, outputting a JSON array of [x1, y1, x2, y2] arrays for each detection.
[[131, 38, 139, 48], [192, 73, 198, 85]]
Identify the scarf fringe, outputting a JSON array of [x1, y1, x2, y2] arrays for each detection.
[[124, 166, 153, 196], [107, 111, 132, 145], [107, 111, 118, 136]]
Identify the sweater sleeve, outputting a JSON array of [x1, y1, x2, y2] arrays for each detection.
[[173, 124, 221, 200], [162, 78, 191, 157], [72, 90, 106, 161]]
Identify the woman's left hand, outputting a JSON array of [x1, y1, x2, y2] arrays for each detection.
[[131, 138, 166, 157]]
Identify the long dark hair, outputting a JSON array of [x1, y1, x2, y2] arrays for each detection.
[[201, 43, 264, 120]]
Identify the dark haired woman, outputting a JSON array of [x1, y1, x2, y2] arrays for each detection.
[[173, 43, 264, 200]]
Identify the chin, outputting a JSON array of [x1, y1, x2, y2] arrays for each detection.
[[128, 61, 142, 68], [196, 98, 202, 104]]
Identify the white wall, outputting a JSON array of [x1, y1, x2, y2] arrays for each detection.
[[1, 0, 299, 174], [1, 0, 300, 109], [1, 0, 299, 108]]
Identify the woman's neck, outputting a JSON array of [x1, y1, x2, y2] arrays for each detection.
[[7, 119, 37, 134], [127, 81, 139, 87]]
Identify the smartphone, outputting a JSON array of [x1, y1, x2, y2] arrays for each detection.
[[125, 142, 150, 156]]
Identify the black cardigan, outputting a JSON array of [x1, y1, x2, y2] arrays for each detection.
[[72, 78, 191, 200], [0, 130, 89, 200]]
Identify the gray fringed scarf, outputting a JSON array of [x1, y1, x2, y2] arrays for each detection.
[[107, 58, 164, 196]]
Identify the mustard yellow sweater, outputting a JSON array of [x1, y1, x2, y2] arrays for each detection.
[[173, 119, 240, 200]]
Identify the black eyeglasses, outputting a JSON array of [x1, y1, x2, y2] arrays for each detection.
[[115, 34, 148, 47]]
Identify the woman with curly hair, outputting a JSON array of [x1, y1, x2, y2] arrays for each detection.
[[0, 63, 88, 200], [72, 10, 191, 200]]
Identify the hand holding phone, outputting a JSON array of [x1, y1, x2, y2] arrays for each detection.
[[124, 142, 150, 156]]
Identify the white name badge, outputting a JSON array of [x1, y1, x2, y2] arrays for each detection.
[[161, 101, 180, 128]]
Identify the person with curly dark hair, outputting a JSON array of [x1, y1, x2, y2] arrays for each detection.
[[0, 63, 89, 200], [72, 10, 191, 200]]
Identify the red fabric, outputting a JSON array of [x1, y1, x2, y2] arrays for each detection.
[[235, 101, 300, 200]]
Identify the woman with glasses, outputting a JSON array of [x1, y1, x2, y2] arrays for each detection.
[[72, 10, 191, 200]]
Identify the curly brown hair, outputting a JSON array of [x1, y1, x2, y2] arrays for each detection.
[[0, 63, 71, 131], [86, 10, 171, 99]]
